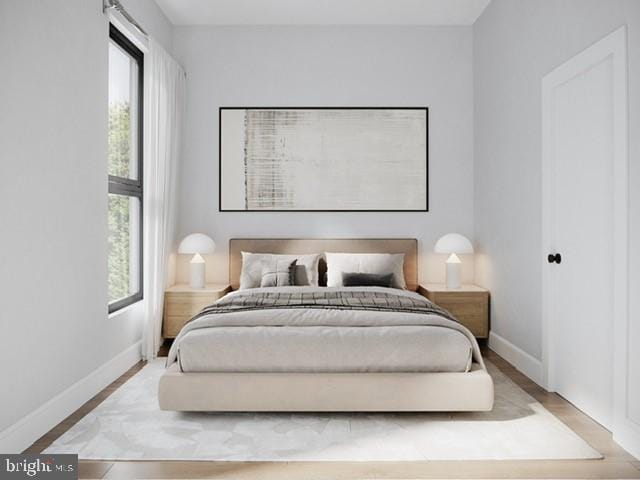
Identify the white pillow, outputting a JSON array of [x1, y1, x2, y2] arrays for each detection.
[[240, 252, 321, 290], [325, 252, 406, 289]]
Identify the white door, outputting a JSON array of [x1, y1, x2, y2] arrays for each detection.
[[542, 27, 628, 431]]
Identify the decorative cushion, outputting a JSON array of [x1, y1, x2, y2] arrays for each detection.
[[260, 259, 297, 287], [341, 272, 395, 288], [325, 252, 406, 289], [240, 252, 322, 289]]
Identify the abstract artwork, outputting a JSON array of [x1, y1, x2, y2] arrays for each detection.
[[219, 107, 428, 211]]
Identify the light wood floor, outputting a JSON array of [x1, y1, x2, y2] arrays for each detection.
[[25, 346, 640, 480]]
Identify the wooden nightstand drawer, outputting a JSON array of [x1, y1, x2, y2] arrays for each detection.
[[163, 315, 192, 338], [418, 284, 490, 338], [164, 297, 215, 316], [165, 291, 219, 303], [163, 284, 231, 338]]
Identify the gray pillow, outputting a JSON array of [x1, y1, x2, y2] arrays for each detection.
[[240, 252, 321, 289], [341, 272, 394, 288], [260, 259, 297, 287]]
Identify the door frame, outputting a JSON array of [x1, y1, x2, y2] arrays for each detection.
[[541, 25, 630, 437]]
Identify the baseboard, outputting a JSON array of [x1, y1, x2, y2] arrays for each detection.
[[489, 331, 544, 387], [614, 421, 640, 460], [0, 341, 142, 454]]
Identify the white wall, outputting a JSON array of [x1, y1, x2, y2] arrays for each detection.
[[172, 26, 474, 285], [120, 0, 174, 54], [473, 0, 640, 424], [0, 0, 173, 451]]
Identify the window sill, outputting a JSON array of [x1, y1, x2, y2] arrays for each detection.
[[108, 299, 143, 319]]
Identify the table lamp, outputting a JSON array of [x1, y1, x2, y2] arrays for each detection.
[[178, 233, 216, 289], [434, 233, 474, 289]]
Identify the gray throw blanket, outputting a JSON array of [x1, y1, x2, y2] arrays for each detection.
[[190, 289, 458, 324]]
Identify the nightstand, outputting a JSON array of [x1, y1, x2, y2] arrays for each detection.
[[417, 284, 490, 338], [163, 284, 231, 338]]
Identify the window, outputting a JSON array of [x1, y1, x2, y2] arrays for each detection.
[[108, 25, 143, 313]]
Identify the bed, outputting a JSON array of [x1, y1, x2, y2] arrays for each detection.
[[159, 238, 494, 412]]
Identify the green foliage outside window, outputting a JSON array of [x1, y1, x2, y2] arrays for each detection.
[[108, 102, 132, 303]]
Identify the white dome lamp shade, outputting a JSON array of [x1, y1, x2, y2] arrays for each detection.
[[434, 233, 474, 289], [178, 233, 216, 289]]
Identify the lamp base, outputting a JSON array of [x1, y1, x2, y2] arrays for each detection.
[[445, 256, 462, 289], [189, 253, 206, 289]]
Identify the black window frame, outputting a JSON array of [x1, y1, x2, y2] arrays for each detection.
[[108, 24, 144, 314]]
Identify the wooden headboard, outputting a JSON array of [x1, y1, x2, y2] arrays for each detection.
[[229, 238, 418, 291]]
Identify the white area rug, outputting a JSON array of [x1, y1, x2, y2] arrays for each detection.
[[44, 360, 601, 461]]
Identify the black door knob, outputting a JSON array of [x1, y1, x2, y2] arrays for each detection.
[[547, 253, 562, 264]]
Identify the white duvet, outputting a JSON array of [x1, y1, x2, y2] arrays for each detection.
[[166, 286, 484, 373]]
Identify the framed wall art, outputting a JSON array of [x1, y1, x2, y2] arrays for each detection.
[[219, 107, 428, 212]]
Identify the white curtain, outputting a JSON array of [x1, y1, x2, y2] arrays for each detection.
[[142, 38, 186, 360]]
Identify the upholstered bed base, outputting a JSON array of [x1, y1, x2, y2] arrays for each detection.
[[158, 362, 494, 412]]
